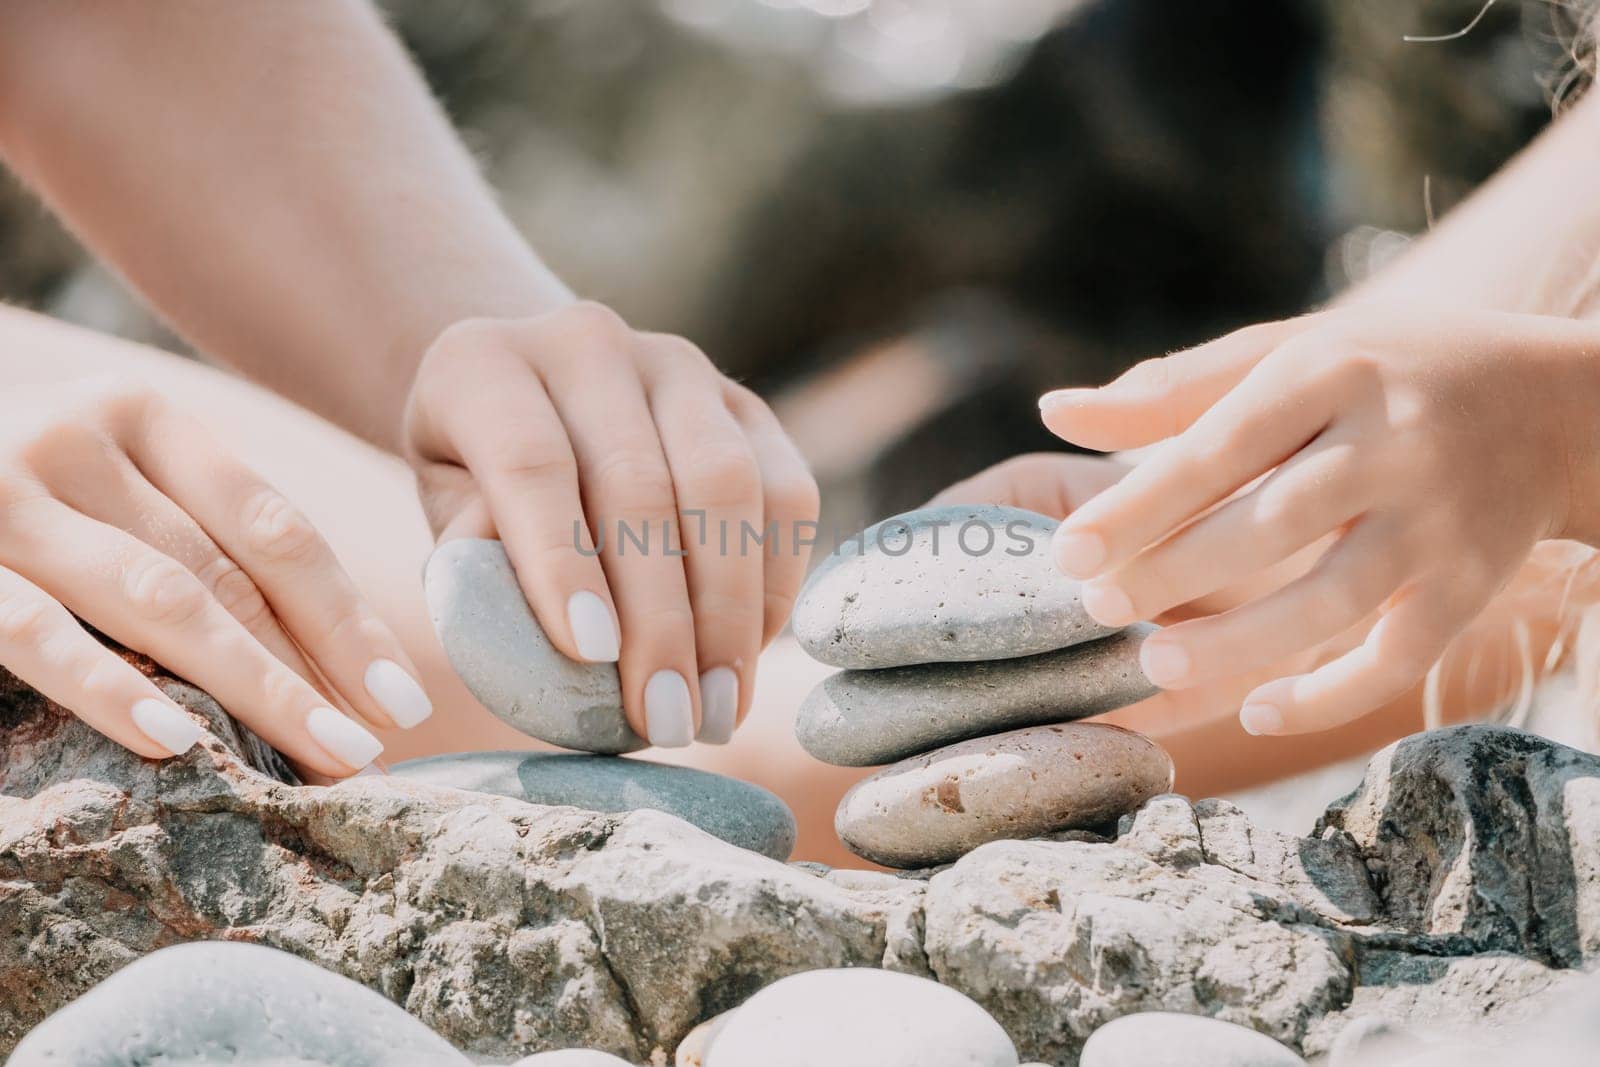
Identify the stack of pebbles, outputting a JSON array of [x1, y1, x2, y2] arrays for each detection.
[[792, 505, 1175, 868], [394, 539, 797, 861]]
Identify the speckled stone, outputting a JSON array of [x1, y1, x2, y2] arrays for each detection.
[[835, 722, 1175, 868], [8, 941, 468, 1067], [706, 968, 1017, 1067], [796, 625, 1158, 767], [391, 751, 797, 861], [1080, 1013, 1307, 1067], [791, 505, 1116, 669], [425, 538, 644, 754]]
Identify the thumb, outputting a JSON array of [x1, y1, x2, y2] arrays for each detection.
[[1039, 317, 1307, 452], [926, 453, 1130, 519]]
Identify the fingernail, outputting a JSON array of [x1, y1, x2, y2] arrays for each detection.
[[1240, 703, 1285, 736], [644, 669, 694, 748], [1081, 580, 1136, 627], [353, 762, 388, 777], [1054, 531, 1106, 578], [131, 699, 205, 756], [699, 667, 738, 744], [1038, 389, 1093, 414], [364, 660, 433, 728], [306, 706, 385, 769], [1140, 640, 1190, 687], [568, 590, 621, 662]]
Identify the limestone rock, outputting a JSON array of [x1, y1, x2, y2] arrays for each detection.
[[792, 505, 1116, 669], [391, 751, 796, 860], [10, 941, 469, 1066], [836, 723, 1174, 867], [705, 968, 1017, 1067], [8, 647, 1600, 1066], [1079, 1012, 1305, 1067], [424, 538, 644, 754], [796, 626, 1157, 767]]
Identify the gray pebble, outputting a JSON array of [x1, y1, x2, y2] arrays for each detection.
[[835, 722, 1174, 868], [796, 625, 1157, 766], [425, 539, 644, 754], [792, 505, 1117, 669], [391, 751, 797, 861], [9, 941, 468, 1066], [1080, 1013, 1306, 1067]]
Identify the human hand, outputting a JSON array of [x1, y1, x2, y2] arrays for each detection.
[[0, 379, 430, 776], [403, 303, 819, 748], [1039, 309, 1600, 737]]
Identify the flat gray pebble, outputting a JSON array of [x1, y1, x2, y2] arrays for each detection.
[[835, 722, 1174, 868], [9, 941, 468, 1066], [425, 539, 644, 754], [391, 751, 797, 861], [796, 625, 1157, 766], [792, 505, 1116, 669], [1080, 1013, 1306, 1067]]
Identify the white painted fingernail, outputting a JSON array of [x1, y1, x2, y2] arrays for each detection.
[[699, 667, 738, 744], [568, 590, 621, 662], [305, 706, 384, 769], [364, 659, 433, 728], [131, 699, 205, 756], [644, 669, 694, 748], [1240, 703, 1285, 736], [354, 762, 388, 777]]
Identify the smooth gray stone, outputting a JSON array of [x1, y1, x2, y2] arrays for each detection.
[[9, 941, 468, 1067], [391, 751, 797, 861], [796, 624, 1158, 767], [1080, 1013, 1306, 1067], [835, 722, 1175, 868], [792, 504, 1117, 669], [425, 538, 644, 754]]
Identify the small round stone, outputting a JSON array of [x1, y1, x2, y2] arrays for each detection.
[[792, 505, 1117, 669], [391, 751, 797, 861], [796, 625, 1157, 767], [835, 723, 1174, 868], [9, 941, 468, 1067], [676, 1010, 735, 1066], [706, 968, 1017, 1067], [511, 1051, 637, 1066], [425, 539, 644, 754], [1080, 1013, 1306, 1067]]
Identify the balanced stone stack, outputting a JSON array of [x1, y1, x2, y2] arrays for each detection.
[[793, 504, 1175, 868], [411, 538, 797, 860]]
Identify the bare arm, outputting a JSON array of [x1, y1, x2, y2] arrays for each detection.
[[0, 0, 569, 449]]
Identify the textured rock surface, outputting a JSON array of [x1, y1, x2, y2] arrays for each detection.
[[1079, 1012, 1305, 1066], [796, 626, 1157, 767], [792, 505, 1116, 669], [425, 538, 644, 754], [391, 751, 797, 861], [10, 941, 469, 1066], [6, 650, 1600, 1065], [836, 723, 1175, 867], [706, 968, 1018, 1066]]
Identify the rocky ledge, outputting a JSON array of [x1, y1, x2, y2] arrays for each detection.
[[2, 656, 1598, 1064]]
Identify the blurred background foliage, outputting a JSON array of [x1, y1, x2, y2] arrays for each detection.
[[0, 0, 1588, 519]]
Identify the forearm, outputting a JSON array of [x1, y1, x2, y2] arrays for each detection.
[[0, 0, 569, 450], [1345, 89, 1600, 319]]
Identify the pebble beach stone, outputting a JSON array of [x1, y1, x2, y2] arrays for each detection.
[[9, 941, 468, 1067], [391, 751, 797, 860], [425, 538, 644, 754], [511, 1052, 637, 1065], [1079, 1012, 1306, 1067], [835, 722, 1175, 867], [706, 968, 1018, 1067], [797, 624, 1158, 766], [791, 505, 1116, 669]]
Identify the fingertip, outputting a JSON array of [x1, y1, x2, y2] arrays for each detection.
[[1053, 529, 1107, 578], [363, 659, 433, 729], [567, 589, 621, 662], [1239, 702, 1285, 736], [643, 669, 694, 748], [130, 698, 206, 757], [698, 666, 738, 744], [1081, 579, 1136, 628]]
